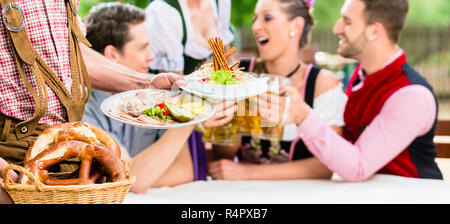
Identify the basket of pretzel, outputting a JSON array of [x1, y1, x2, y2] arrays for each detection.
[[1, 121, 135, 204]]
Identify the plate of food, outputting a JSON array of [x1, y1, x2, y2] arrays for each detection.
[[180, 37, 269, 100], [101, 89, 215, 129]]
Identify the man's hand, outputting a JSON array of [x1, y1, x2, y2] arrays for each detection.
[[146, 73, 187, 89], [203, 100, 237, 127], [258, 86, 311, 125]]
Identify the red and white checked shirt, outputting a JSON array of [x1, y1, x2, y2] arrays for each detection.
[[0, 0, 85, 125]]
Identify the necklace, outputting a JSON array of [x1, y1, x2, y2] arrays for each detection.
[[285, 63, 301, 78]]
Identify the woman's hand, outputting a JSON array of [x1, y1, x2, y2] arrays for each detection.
[[202, 100, 237, 128], [208, 159, 251, 180], [258, 86, 311, 125], [0, 158, 17, 204]]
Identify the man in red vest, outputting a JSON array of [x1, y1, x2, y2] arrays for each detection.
[[259, 0, 442, 181]]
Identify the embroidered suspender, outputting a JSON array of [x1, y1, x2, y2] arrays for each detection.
[[0, 0, 92, 139]]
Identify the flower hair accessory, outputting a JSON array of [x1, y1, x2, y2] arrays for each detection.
[[302, 0, 315, 14], [304, 0, 314, 8]]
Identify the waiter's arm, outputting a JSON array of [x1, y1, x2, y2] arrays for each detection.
[[80, 43, 152, 92], [81, 43, 184, 92]]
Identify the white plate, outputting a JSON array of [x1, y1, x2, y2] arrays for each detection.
[[101, 89, 215, 129], [181, 72, 269, 101]]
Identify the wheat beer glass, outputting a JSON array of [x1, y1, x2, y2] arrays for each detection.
[[237, 96, 262, 136], [257, 74, 291, 140], [201, 100, 240, 145]]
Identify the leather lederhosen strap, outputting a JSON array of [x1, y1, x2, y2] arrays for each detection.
[[0, 116, 49, 164], [0, 0, 92, 164]]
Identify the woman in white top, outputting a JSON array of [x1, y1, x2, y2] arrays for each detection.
[[208, 0, 348, 180], [144, 0, 234, 75]]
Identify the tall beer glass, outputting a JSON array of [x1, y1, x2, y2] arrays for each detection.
[[257, 74, 291, 141]]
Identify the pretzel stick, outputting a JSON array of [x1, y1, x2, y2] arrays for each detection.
[[210, 42, 221, 68], [218, 42, 227, 70], [225, 47, 237, 59], [214, 38, 224, 70], [214, 49, 222, 70], [208, 39, 217, 71], [208, 39, 218, 71], [212, 43, 221, 69], [230, 61, 240, 70], [209, 37, 232, 71], [219, 38, 224, 55]]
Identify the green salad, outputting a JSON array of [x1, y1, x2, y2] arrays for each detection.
[[142, 101, 196, 122], [143, 105, 172, 121], [209, 70, 238, 85]]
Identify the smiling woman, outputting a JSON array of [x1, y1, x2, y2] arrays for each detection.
[[209, 0, 348, 181]]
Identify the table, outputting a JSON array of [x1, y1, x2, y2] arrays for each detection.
[[124, 174, 450, 204]]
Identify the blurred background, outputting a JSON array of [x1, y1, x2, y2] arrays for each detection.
[[79, 0, 450, 119]]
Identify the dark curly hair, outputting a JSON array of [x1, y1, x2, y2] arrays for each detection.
[[84, 2, 146, 54]]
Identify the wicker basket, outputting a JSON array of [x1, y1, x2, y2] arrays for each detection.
[[2, 164, 135, 204]]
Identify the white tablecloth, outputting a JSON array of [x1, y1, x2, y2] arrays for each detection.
[[124, 174, 450, 204]]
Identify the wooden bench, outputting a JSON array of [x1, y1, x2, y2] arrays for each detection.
[[435, 119, 450, 158]]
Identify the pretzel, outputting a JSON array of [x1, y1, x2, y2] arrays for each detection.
[[22, 140, 125, 185], [24, 121, 121, 164]]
